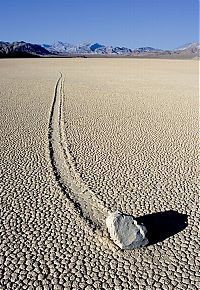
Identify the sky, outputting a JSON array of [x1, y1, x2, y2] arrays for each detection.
[[0, 0, 199, 49]]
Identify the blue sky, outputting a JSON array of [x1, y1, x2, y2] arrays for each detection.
[[0, 0, 198, 49]]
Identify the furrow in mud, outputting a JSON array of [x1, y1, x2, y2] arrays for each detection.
[[48, 73, 108, 232]]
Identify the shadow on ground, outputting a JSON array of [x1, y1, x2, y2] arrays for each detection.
[[136, 210, 188, 246]]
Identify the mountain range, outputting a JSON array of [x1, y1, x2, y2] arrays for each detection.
[[0, 41, 49, 58], [0, 40, 199, 58], [42, 41, 134, 55]]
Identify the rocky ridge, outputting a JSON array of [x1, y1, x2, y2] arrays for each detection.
[[0, 40, 199, 58], [0, 41, 50, 57], [42, 41, 199, 58]]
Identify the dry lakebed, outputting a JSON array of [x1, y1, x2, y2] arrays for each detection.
[[0, 58, 199, 289]]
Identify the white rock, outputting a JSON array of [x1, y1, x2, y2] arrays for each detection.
[[106, 210, 149, 249]]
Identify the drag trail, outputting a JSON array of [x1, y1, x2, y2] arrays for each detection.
[[48, 72, 109, 231]]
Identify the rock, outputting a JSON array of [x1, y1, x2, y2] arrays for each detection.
[[106, 210, 148, 249]]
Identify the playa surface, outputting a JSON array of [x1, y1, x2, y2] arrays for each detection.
[[0, 58, 199, 289]]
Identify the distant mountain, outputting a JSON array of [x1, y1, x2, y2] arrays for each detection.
[[132, 47, 162, 53], [131, 42, 199, 58], [90, 43, 105, 51], [42, 41, 175, 56], [0, 41, 50, 57], [42, 41, 75, 53], [41, 41, 132, 55], [175, 42, 199, 56], [175, 43, 193, 50], [42, 41, 168, 55], [95, 46, 132, 54], [42, 41, 94, 54], [1, 40, 199, 58]]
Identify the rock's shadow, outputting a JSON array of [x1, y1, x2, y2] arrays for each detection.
[[136, 210, 188, 246]]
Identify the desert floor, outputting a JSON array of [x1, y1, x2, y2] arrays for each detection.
[[0, 58, 199, 290]]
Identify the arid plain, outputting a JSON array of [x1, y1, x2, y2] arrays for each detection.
[[0, 58, 199, 289]]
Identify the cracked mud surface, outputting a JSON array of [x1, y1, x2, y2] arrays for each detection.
[[0, 58, 199, 289]]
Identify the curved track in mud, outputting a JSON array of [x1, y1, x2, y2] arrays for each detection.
[[48, 73, 109, 232]]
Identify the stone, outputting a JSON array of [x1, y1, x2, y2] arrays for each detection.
[[106, 210, 148, 249]]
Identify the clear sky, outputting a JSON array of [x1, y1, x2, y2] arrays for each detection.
[[0, 0, 198, 49]]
